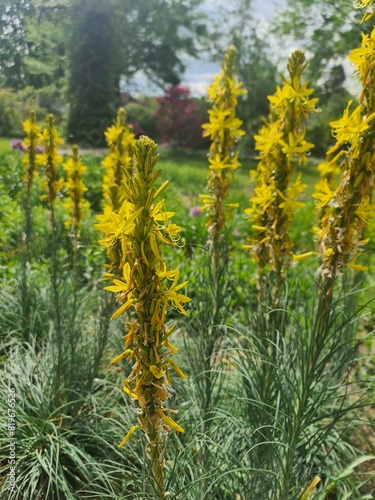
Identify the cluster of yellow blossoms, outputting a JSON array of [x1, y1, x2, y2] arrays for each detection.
[[96, 137, 190, 496], [98, 109, 136, 273], [23, 111, 41, 193], [102, 107, 135, 212], [200, 45, 246, 246], [312, 161, 340, 222], [244, 50, 318, 278], [38, 114, 64, 215], [63, 145, 90, 232], [314, 26, 375, 278]]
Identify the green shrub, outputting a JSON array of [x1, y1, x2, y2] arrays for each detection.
[[0, 88, 45, 137], [125, 100, 159, 141]]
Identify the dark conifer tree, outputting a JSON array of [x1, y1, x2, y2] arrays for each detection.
[[67, 0, 120, 147]]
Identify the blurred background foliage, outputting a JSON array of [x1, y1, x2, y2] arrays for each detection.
[[0, 0, 370, 154]]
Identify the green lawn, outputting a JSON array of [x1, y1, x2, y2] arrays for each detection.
[[157, 149, 321, 210], [0, 138, 11, 154]]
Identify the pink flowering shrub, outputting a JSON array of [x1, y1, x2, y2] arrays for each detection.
[[154, 86, 206, 149]]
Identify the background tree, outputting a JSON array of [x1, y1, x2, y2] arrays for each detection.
[[117, 0, 209, 87], [0, 0, 69, 92], [212, 0, 277, 156], [66, 0, 120, 147], [154, 86, 206, 149], [272, 0, 371, 83], [66, 0, 208, 145]]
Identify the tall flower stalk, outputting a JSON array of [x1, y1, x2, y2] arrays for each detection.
[[21, 110, 41, 337], [39, 114, 64, 395], [314, 24, 375, 299], [99, 108, 136, 274], [63, 145, 89, 271], [312, 160, 340, 223], [96, 137, 190, 500], [102, 107, 135, 212], [22, 110, 41, 251], [40, 114, 64, 232], [279, 23, 375, 498], [201, 45, 246, 276], [244, 50, 318, 301]]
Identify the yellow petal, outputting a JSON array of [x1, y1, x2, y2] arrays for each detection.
[[118, 425, 141, 448], [150, 365, 164, 379], [110, 349, 133, 364], [158, 409, 184, 433], [111, 298, 133, 319], [168, 359, 188, 379], [150, 232, 162, 261], [292, 252, 316, 262]]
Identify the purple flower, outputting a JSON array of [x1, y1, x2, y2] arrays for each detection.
[[232, 230, 240, 238], [11, 140, 25, 152], [189, 206, 203, 218], [36, 146, 44, 154]]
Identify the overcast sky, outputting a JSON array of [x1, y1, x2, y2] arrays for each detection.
[[126, 0, 285, 96], [182, 0, 284, 96]]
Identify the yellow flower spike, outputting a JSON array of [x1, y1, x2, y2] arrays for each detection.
[[158, 409, 184, 433], [22, 110, 42, 261], [102, 107, 135, 211], [38, 114, 64, 239], [244, 50, 318, 298], [63, 145, 89, 246], [23, 110, 42, 191], [316, 18, 375, 282], [118, 425, 141, 449], [201, 45, 246, 272], [97, 137, 189, 498]]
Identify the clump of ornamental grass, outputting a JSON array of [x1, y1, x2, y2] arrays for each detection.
[[244, 50, 318, 302], [0, 316, 127, 500], [96, 136, 190, 500], [230, 279, 375, 499]]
